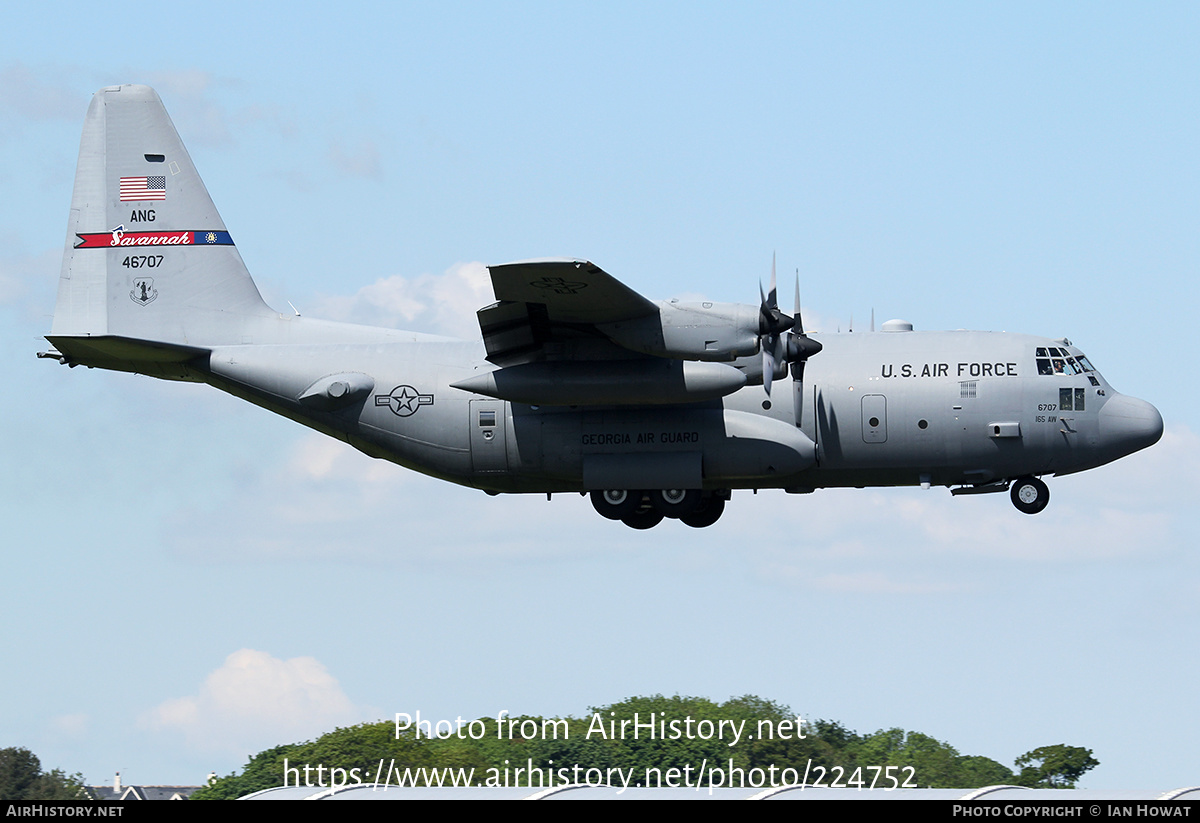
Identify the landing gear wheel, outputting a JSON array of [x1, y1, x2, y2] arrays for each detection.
[[680, 494, 726, 528], [1010, 476, 1050, 515], [590, 489, 641, 520], [650, 488, 702, 518], [621, 506, 665, 530]]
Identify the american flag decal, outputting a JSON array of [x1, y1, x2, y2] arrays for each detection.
[[119, 176, 166, 201]]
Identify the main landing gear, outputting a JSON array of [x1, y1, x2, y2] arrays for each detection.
[[1010, 475, 1050, 515], [590, 489, 728, 529]]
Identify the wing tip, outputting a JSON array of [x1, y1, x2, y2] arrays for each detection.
[[488, 257, 593, 271]]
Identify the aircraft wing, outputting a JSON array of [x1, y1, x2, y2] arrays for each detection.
[[480, 258, 659, 365]]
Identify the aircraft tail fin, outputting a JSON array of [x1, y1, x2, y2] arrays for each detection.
[[48, 85, 273, 373]]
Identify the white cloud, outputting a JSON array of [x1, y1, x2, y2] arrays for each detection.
[[156, 256, 1194, 583], [0, 262, 29, 305], [314, 261, 494, 336], [141, 649, 362, 758], [744, 423, 1196, 592], [808, 570, 960, 595], [51, 713, 89, 736], [164, 431, 614, 566], [0, 64, 86, 122], [160, 417, 1197, 602], [0, 240, 60, 310], [140, 71, 236, 148], [328, 138, 382, 180], [142, 68, 219, 100]]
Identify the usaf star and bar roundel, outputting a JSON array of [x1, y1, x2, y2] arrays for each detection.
[[375, 385, 435, 417]]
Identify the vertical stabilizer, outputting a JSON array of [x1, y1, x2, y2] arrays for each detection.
[[50, 85, 272, 363]]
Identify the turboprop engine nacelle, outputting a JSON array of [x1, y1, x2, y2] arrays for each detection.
[[451, 358, 748, 406], [597, 301, 763, 362]]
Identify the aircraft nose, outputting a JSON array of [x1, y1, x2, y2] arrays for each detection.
[[1098, 393, 1163, 457]]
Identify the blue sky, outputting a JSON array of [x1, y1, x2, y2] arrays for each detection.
[[2, 2, 1197, 790]]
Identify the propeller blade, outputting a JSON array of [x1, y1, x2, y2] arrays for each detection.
[[793, 360, 806, 428], [793, 271, 802, 334], [763, 346, 773, 396], [786, 264, 822, 424], [758, 254, 794, 335], [768, 252, 778, 310]]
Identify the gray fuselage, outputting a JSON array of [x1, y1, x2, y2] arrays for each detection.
[[196, 319, 1161, 497]]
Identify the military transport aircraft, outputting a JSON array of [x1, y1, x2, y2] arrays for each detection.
[[41, 85, 1164, 529]]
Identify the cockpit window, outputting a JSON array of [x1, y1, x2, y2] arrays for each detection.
[[1036, 348, 1095, 377]]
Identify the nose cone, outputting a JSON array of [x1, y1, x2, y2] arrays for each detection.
[[1099, 394, 1164, 458]]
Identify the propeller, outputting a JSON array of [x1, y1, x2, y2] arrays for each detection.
[[787, 274, 822, 369], [758, 255, 822, 398], [787, 269, 823, 427], [759, 254, 792, 396]]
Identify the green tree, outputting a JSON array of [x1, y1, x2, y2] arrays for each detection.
[[1014, 745, 1099, 788], [836, 729, 1018, 788], [193, 721, 450, 799], [893, 731, 963, 787], [587, 694, 732, 778], [191, 744, 307, 800], [0, 747, 40, 800], [0, 748, 85, 801], [189, 699, 1099, 795], [955, 755, 1017, 787]]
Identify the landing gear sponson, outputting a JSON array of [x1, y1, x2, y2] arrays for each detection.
[[590, 489, 729, 529]]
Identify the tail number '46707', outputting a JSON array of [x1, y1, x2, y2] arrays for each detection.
[[122, 255, 163, 268]]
